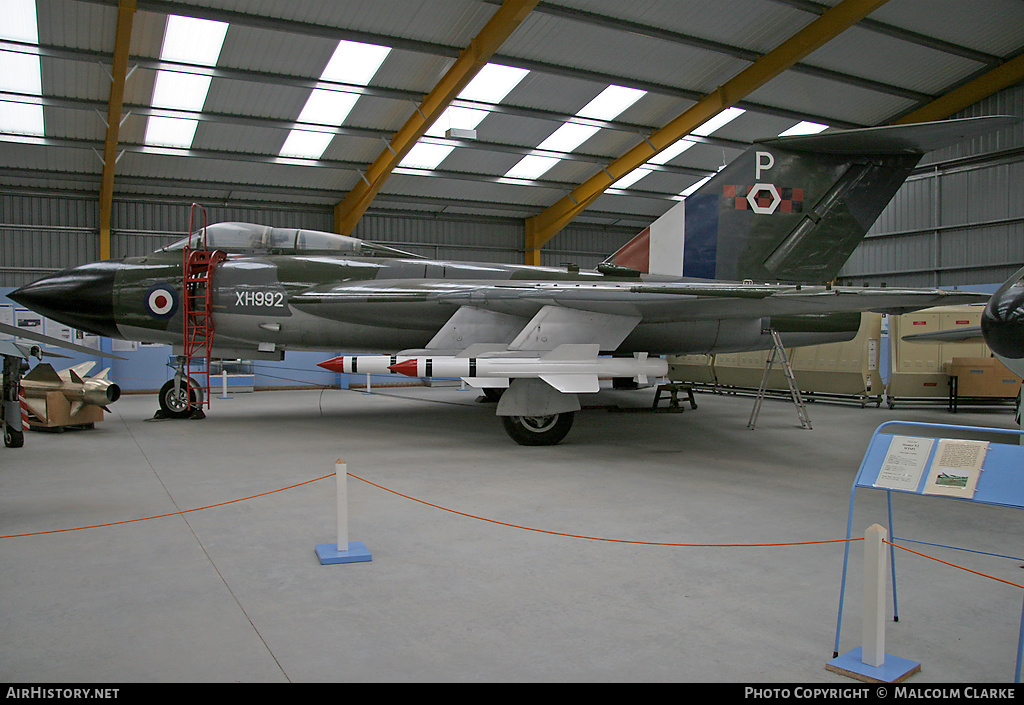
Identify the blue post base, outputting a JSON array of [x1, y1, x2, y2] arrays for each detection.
[[826, 648, 921, 683], [315, 541, 372, 565]]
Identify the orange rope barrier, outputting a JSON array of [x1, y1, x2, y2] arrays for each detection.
[[884, 539, 1024, 591], [17, 469, 1018, 583], [0, 473, 335, 539], [347, 472, 860, 548]]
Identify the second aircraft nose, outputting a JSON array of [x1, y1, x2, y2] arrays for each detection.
[[9, 260, 122, 339]]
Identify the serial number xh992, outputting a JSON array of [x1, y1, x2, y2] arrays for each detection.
[[229, 288, 288, 311]]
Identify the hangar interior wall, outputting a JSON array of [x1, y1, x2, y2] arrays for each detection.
[[838, 83, 1024, 288]]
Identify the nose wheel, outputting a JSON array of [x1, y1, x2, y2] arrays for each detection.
[[156, 377, 205, 419], [4, 422, 24, 448]]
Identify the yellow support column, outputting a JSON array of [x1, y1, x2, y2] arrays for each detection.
[[98, 0, 136, 261]]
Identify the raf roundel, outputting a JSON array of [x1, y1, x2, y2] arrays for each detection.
[[146, 285, 178, 319]]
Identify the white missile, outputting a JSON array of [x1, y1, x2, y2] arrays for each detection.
[[385, 344, 667, 394], [317, 354, 412, 375]]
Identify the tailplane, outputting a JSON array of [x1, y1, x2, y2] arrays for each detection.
[[605, 116, 1019, 283]]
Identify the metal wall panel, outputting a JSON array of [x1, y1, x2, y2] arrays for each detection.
[[1, 193, 97, 287], [839, 83, 1024, 288]]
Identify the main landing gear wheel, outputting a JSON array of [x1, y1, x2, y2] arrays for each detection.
[[156, 378, 204, 419], [500, 412, 574, 446], [4, 422, 23, 448]]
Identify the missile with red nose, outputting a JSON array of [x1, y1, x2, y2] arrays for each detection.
[[317, 354, 413, 375], [382, 344, 667, 394]]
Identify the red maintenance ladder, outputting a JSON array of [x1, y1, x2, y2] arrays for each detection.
[[181, 205, 225, 413]]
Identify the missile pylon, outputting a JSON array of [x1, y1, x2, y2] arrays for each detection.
[[385, 344, 667, 394]]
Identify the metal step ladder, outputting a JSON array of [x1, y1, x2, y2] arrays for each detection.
[[747, 329, 812, 430], [181, 206, 225, 413]]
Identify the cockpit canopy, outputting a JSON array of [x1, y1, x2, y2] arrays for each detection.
[[160, 222, 422, 258]]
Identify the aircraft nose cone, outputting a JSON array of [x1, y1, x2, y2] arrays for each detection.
[[9, 260, 122, 339], [981, 278, 1024, 360]]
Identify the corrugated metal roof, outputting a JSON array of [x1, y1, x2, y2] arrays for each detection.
[[1, 0, 1022, 236]]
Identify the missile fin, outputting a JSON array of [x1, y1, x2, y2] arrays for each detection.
[[22, 363, 61, 384], [462, 377, 509, 389], [456, 344, 508, 358], [541, 344, 600, 361], [72, 361, 97, 376], [21, 397, 47, 423], [539, 374, 600, 394]]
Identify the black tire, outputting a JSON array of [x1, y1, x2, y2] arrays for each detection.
[[481, 387, 504, 402], [500, 412, 574, 446], [4, 422, 24, 448], [158, 378, 202, 419]]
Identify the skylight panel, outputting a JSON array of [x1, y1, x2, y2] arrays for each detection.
[[537, 122, 600, 154], [144, 117, 199, 148], [296, 90, 361, 127], [503, 85, 646, 181], [503, 154, 560, 181], [279, 130, 335, 161], [680, 175, 712, 197], [0, 0, 44, 136], [1, 0, 37, 41], [610, 137, 696, 190], [279, 40, 391, 159], [459, 64, 529, 104], [779, 121, 829, 137], [692, 107, 745, 136], [321, 40, 391, 85], [648, 138, 696, 165], [578, 85, 645, 121], [611, 167, 652, 190], [150, 71, 214, 112], [160, 14, 229, 65], [144, 15, 228, 148], [399, 142, 460, 170], [397, 63, 529, 171], [611, 108, 742, 191]]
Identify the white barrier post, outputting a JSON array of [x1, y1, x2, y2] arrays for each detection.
[[336, 458, 348, 550], [315, 459, 372, 565], [826, 523, 920, 682], [863, 523, 887, 667], [218, 369, 232, 399]]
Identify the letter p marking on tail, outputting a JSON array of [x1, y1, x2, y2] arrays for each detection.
[[756, 151, 775, 180]]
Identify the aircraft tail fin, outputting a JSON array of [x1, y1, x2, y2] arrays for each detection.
[[604, 116, 1019, 283]]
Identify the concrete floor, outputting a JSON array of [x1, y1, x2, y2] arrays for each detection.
[[1, 383, 1022, 683]]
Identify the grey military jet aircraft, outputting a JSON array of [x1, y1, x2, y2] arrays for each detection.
[[11, 116, 1016, 445]]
